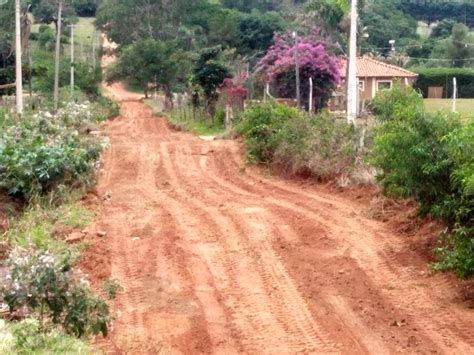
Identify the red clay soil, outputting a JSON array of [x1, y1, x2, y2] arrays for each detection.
[[81, 83, 474, 354]]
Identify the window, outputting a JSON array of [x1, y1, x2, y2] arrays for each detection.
[[358, 80, 365, 92], [377, 80, 393, 91]]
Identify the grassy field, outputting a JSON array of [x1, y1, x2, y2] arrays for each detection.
[[424, 99, 474, 121], [31, 17, 98, 48]]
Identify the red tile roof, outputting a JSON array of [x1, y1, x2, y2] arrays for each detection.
[[339, 56, 418, 78]]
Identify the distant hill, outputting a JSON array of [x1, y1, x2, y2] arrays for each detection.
[[395, 0, 474, 27]]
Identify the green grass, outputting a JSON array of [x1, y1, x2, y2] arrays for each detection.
[[424, 99, 474, 122], [126, 82, 146, 94], [179, 120, 226, 135], [74, 18, 97, 47], [0, 319, 92, 354], [4, 190, 93, 253], [143, 100, 226, 136]]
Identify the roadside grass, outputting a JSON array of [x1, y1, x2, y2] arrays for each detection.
[[175, 120, 227, 136], [0, 319, 91, 354], [143, 99, 227, 136], [424, 99, 474, 122], [126, 82, 146, 95], [3, 189, 93, 253]]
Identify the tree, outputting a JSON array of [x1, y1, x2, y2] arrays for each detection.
[[431, 19, 457, 39], [395, 0, 474, 27], [32, 0, 75, 24], [0, 0, 15, 95], [360, 0, 418, 55], [256, 31, 340, 109], [96, 0, 213, 46], [192, 47, 231, 116], [305, 0, 348, 35], [221, 0, 281, 13], [448, 23, 473, 68], [106, 39, 187, 102]]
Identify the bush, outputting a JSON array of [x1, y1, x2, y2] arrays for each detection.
[[237, 102, 360, 180], [32, 49, 101, 97], [412, 67, 474, 98], [433, 120, 474, 277], [371, 82, 425, 122], [1, 249, 113, 338], [371, 110, 460, 212], [0, 103, 105, 199], [0, 318, 90, 354], [94, 96, 120, 121], [238, 102, 298, 163], [371, 84, 473, 277]]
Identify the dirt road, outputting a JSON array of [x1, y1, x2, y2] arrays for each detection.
[[83, 83, 474, 354]]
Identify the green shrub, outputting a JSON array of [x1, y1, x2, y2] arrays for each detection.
[[1, 249, 114, 338], [372, 82, 425, 122], [94, 96, 120, 121], [237, 102, 360, 179], [0, 104, 104, 199], [1, 318, 91, 354], [237, 102, 299, 163], [433, 121, 474, 277], [412, 67, 474, 98], [273, 112, 359, 179], [32, 49, 101, 97], [371, 84, 473, 277], [371, 110, 460, 213]]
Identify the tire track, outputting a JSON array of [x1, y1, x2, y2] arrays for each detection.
[[159, 141, 338, 353], [86, 81, 474, 354]]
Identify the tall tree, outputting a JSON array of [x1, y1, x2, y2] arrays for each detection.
[[192, 47, 230, 116], [106, 39, 188, 101], [448, 23, 473, 68], [257, 31, 340, 109]]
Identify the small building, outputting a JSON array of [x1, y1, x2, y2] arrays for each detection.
[[329, 56, 418, 113]]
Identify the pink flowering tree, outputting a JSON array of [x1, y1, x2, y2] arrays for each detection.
[[256, 31, 341, 109], [220, 74, 249, 111]]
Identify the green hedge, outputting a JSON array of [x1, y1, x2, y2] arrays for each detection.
[[412, 68, 474, 98]]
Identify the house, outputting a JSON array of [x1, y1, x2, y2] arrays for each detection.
[[329, 56, 418, 113]]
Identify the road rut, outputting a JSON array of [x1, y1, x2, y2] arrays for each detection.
[[84, 84, 474, 354]]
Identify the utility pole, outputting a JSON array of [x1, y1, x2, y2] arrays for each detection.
[[68, 24, 76, 99], [53, 0, 63, 112], [293, 31, 301, 109], [346, 0, 358, 124], [452, 77, 457, 113], [15, 0, 23, 115], [309, 77, 313, 113], [92, 31, 97, 68]]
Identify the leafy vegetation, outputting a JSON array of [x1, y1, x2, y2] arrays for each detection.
[[371, 84, 473, 277], [1, 249, 114, 338], [0, 102, 105, 199], [0, 318, 91, 354], [257, 31, 341, 109], [237, 102, 360, 180]]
